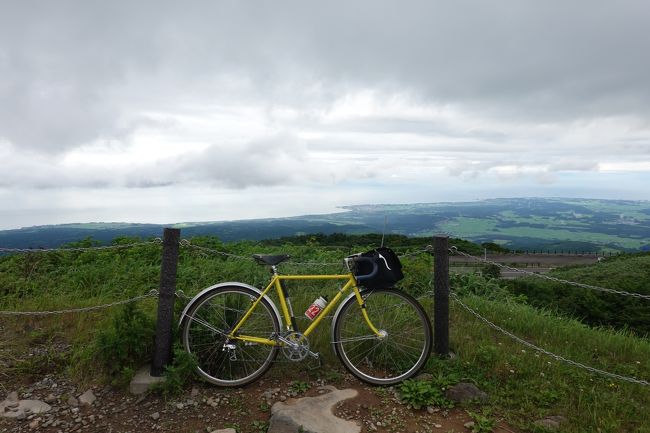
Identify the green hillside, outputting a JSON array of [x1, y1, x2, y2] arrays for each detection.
[[506, 253, 650, 336], [1, 235, 650, 432], [2, 198, 650, 253]]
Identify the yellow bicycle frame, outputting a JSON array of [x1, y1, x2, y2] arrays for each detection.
[[227, 273, 382, 346]]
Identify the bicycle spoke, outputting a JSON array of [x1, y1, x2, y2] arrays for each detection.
[[334, 289, 431, 385]]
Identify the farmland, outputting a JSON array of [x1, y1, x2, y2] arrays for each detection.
[[1, 197, 649, 253]]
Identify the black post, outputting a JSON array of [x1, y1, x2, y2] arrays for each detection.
[[433, 236, 449, 356], [151, 228, 181, 376]]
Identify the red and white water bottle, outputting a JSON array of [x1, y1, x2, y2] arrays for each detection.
[[305, 296, 328, 320]]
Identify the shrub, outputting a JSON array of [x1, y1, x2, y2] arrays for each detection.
[[151, 346, 197, 397], [398, 379, 454, 410], [94, 303, 155, 384]]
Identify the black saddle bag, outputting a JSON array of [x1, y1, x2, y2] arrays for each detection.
[[353, 247, 404, 288]]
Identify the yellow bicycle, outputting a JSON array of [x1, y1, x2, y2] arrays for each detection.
[[179, 249, 432, 386]]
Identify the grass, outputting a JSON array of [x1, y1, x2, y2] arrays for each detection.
[[2, 236, 650, 432], [415, 293, 650, 433]]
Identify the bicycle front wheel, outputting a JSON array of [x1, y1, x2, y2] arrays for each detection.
[[181, 286, 280, 387], [332, 288, 432, 385]]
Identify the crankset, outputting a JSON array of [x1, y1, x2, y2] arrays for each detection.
[[278, 332, 320, 362]]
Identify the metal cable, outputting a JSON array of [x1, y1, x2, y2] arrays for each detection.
[[179, 239, 254, 261], [0, 239, 162, 254], [451, 293, 650, 386], [450, 246, 650, 300], [0, 290, 159, 316], [180, 240, 433, 267]]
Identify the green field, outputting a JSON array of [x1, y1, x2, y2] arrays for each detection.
[[2, 197, 650, 254]]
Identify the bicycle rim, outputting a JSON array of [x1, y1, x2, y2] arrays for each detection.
[[333, 289, 431, 385], [181, 287, 279, 386]]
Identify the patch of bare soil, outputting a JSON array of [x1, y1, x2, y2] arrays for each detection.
[[1, 362, 519, 433]]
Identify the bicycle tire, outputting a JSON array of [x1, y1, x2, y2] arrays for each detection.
[[181, 285, 280, 386], [332, 288, 432, 385]]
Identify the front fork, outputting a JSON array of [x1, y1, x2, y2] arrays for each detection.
[[354, 288, 385, 338]]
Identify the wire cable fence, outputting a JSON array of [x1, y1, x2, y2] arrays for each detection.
[[0, 290, 159, 316], [179, 238, 434, 268], [0, 238, 163, 254], [0, 239, 164, 316], [450, 246, 650, 301], [451, 292, 650, 386]]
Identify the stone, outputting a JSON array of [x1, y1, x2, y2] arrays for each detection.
[[264, 388, 281, 400], [268, 386, 360, 433], [67, 396, 79, 407], [210, 429, 237, 433], [79, 390, 96, 406], [29, 419, 39, 429], [191, 387, 199, 397], [6, 392, 18, 402], [444, 383, 488, 403], [415, 373, 433, 381], [463, 421, 475, 429], [151, 412, 160, 420], [0, 400, 51, 419], [534, 416, 568, 430], [129, 366, 166, 395]]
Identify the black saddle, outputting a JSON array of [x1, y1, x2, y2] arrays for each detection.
[[252, 254, 291, 266]]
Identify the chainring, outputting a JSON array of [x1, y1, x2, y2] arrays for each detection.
[[281, 331, 310, 362]]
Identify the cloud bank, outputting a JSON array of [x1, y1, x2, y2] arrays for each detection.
[[1, 1, 649, 228]]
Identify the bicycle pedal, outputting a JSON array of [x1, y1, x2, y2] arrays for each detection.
[[307, 353, 322, 370]]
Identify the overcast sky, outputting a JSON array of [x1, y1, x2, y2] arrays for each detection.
[[1, 1, 649, 230]]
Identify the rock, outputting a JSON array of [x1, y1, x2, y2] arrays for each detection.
[[67, 396, 79, 407], [268, 386, 360, 433], [210, 429, 237, 433], [44, 393, 57, 403], [415, 373, 433, 381], [264, 388, 281, 400], [29, 419, 39, 429], [463, 421, 475, 429], [534, 416, 568, 430], [151, 412, 160, 420], [6, 392, 19, 402], [0, 400, 51, 419], [129, 365, 166, 395], [79, 390, 96, 406], [191, 387, 199, 398], [444, 383, 488, 403]]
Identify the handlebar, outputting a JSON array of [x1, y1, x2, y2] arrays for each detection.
[[353, 256, 379, 283]]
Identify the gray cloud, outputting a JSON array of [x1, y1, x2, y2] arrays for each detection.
[[2, 1, 650, 153], [1, 1, 650, 229]]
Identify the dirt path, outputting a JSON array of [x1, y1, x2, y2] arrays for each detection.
[[1, 365, 519, 433]]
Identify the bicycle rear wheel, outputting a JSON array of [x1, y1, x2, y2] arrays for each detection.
[[181, 286, 280, 387], [332, 288, 432, 385]]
